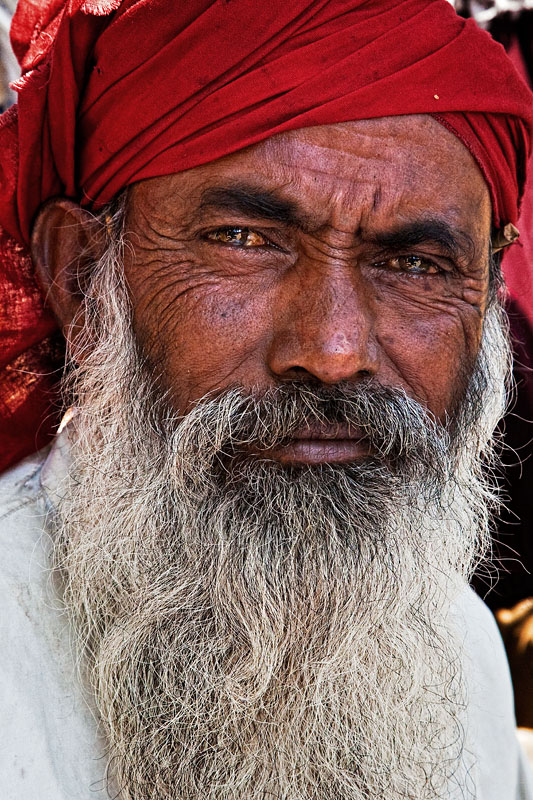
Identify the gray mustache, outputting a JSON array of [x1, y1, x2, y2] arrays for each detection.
[[173, 381, 451, 479]]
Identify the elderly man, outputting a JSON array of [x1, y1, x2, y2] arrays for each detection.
[[0, 0, 532, 798]]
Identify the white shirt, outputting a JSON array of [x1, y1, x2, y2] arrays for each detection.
[[1, 435, 532, 799]]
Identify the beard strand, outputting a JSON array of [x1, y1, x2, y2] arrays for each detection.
[[50, 234, 511, 799]]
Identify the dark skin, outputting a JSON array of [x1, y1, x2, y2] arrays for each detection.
[[32, 115, 491, 465]]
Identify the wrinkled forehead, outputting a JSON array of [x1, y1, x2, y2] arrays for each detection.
[[130, 115, 492, 247]]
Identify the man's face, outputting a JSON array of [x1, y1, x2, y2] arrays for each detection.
[[123, 114, 491, 463], [38, 115, 507, 800]]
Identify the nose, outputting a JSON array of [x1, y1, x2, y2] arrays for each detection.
[[267, 263, 379, 384]]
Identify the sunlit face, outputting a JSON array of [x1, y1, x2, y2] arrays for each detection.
[[120, 115, 491, 464]]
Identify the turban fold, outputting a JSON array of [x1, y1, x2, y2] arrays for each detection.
[[0, 0, 532, 471]]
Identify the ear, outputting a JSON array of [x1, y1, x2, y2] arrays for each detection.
[[31, 198, 106, 352]]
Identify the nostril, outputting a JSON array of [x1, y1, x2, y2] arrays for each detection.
[[278, 365, 315, 381]]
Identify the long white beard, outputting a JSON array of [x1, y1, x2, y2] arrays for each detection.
[[51, 236, 511, 800]]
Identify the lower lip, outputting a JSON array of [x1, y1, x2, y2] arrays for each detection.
[[257, 439, 371, 465]]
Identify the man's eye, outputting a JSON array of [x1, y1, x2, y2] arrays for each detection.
[[206, 227, 267, 247], [374, 255, 440, 275]]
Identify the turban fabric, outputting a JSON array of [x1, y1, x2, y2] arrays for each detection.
[[0, 0, 532, 472]]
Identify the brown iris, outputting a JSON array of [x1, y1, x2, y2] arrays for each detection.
[[207, 227, 267, 247]]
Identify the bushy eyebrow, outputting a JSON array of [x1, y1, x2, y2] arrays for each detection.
[[198, 183, 312, 228], [198, 182, 475, 261], [367, 220, 476, 262]]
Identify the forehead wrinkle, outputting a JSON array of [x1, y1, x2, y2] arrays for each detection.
[[256, 124, 490, 228], [248, 142, 392, 228]]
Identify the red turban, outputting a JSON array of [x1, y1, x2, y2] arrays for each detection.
[[0, 0, 532, 472]]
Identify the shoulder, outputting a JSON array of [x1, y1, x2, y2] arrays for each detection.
[[0, 446, 106, 799], [452, 583, 515, 727], [452, 584, 533, 799], [453, 583, 514, 691]]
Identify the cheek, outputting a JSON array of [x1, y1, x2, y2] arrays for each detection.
[[376, 297, 483, 419], [127, 264, 277, 411]]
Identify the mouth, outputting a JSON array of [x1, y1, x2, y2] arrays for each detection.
[[248, 425, 372, 465]]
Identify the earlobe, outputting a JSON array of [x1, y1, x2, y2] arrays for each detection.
[[30, 198, 105, 348]]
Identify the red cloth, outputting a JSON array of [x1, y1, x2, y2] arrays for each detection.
[[0, 0, 532, 472], [503, 38, 533, 335]]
